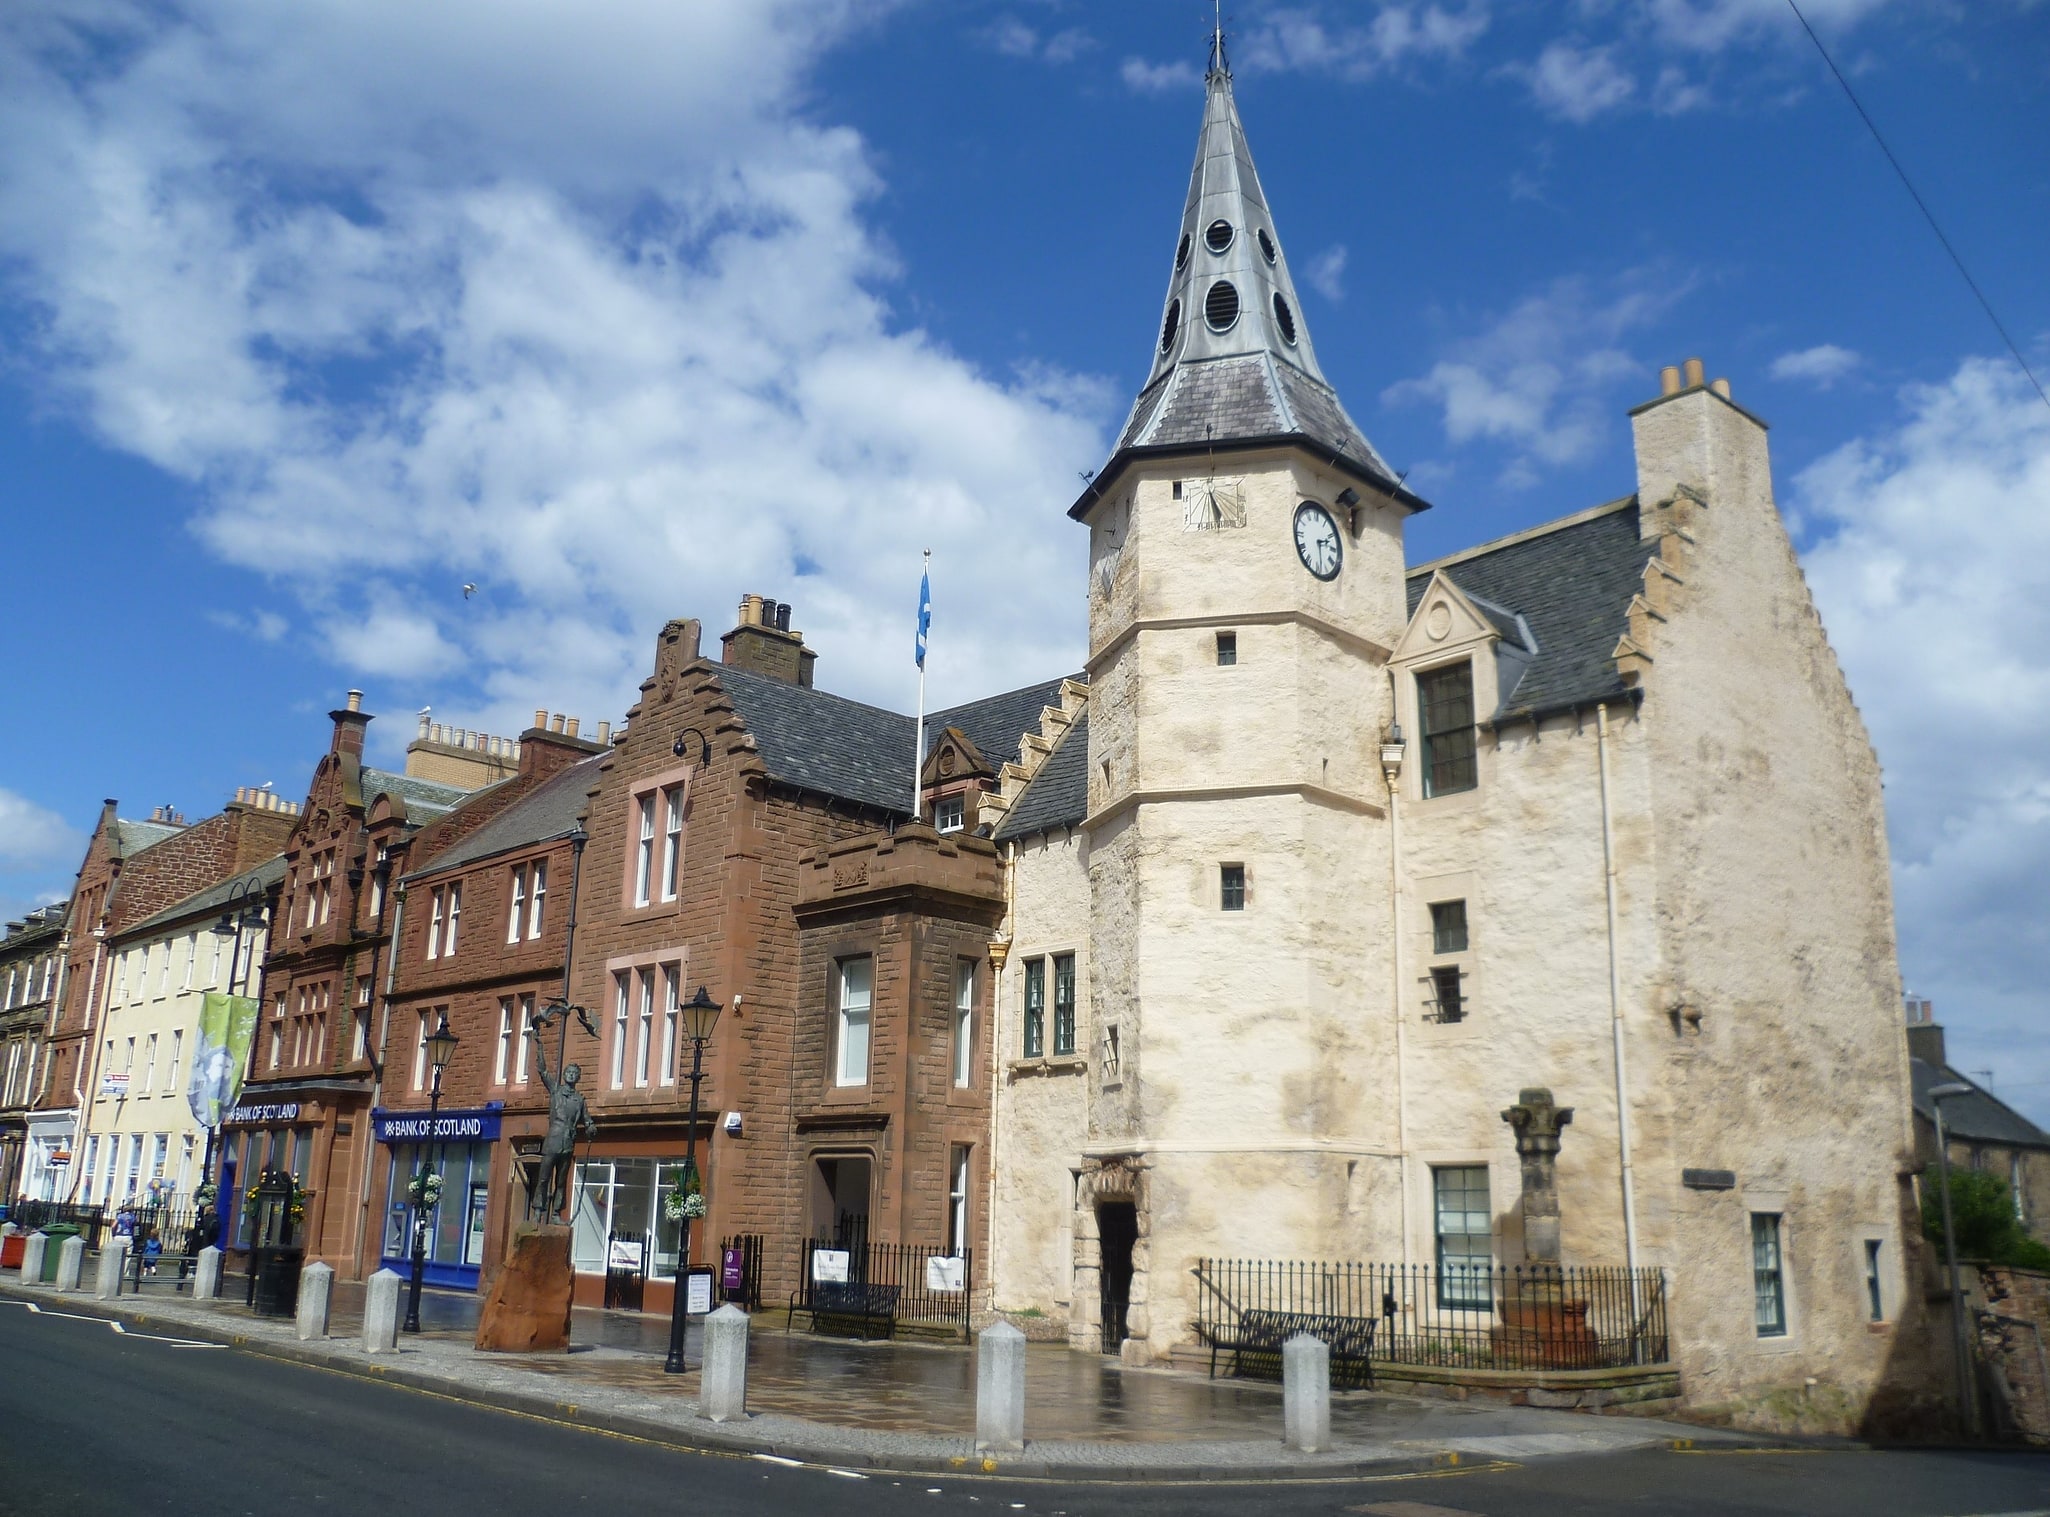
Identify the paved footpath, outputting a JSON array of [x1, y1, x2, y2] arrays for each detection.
[[0, 1269, 1761, 1483]]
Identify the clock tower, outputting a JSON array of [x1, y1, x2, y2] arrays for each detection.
[[1068, 30, 1429, 1360]]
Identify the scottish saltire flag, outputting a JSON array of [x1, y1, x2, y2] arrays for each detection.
[[916, 572, 932, 670]]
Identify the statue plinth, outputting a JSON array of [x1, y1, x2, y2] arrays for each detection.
[[475, 1223, 575, 1353]]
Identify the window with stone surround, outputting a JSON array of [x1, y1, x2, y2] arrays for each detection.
[[427, 888, 444, 959], [1022, 958, 1045, 1059], [946, 1144, 971, 1256], [495, 998, 515, 1085], [935, 795, 965, 834], [529, 861, 547, 939], [659, 968, 679, 1088], [1429, 965, 1465, 1024], [515, 994, 535, 1085], [1864, 1238, 1885, 1322], [610, 973, 630, 1089], [1220, 864, 1246, 911], [953, 960, 975, 1088], [1418, 661, 1478, 797], [634, 966, 656, 1087], [1433, 1164, 1492, 1307], [508, 869, 527, 944], [634, 793, 657, 907], [835, 957, 872, 1087], [661, 788, 685, 900], [1752, 1213, 1787, 1336], [1053, 953, 1077, 1056]]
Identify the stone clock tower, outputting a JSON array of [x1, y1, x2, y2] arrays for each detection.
[[1067, 32, 1428, 1360]]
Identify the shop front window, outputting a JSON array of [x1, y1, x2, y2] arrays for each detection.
[[382, 1141, 494, 1274], [568, 1157, 692, 1281]]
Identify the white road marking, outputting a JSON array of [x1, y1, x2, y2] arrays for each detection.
[[751, 1454, 803, 1467], [4, 1297, 220, 1348], [826, 1468, 868, 1479]]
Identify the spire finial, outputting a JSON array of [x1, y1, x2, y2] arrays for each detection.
[[1208, 2, 1229, 80]]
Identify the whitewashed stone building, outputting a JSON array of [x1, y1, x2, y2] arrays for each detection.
[[982, 41, 1932, 1432]]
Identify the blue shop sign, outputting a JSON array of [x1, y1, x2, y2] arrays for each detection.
[[372, 1102, 503, 1144]]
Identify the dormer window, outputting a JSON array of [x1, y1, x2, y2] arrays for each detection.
[[936, 795, 965, 834], [1418, 662, 1478, 797]]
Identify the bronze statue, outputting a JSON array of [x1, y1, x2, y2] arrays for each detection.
[[528, 1029, 598, 1223]]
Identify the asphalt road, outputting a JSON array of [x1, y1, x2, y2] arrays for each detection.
[[1, 1301, 2046, 1516]]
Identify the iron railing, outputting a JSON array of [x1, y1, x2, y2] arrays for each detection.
[[793, 1237, 973, 1338], [8, 1201, 108, 1252], [118, 1206, 212, 1292], [1194, 1258, 1669, 1373], [718, 1233, 765, 1311]]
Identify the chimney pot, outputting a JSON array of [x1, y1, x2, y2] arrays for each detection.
[[1683, 357, 1705, 389], [533, 708, 548, 730], [775, 601, 792, 633], [346, 690, 364, 712], [597, 721, 612, 744], [551, 713, 566, 733], [566, 717, 580, 738], [1710, 377, 1731, 399], [1659, 365, 1682, 396]]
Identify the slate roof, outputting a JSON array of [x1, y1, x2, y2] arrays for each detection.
[[116, 818, 185, 856], [1407, 499, 1658, 723], [123, 855, 289, 940], [1912, 1059, 2050, 1150], [715, 665, 1076, 818], [361, 767, 473, 823], [406, 756, 604, 882], [995, 710, 1090, 842]]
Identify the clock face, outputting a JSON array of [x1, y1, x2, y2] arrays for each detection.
[[1293, 502, 1343, 580]]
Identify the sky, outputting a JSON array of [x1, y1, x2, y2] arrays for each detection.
[[0, 1, 2046, 1114]]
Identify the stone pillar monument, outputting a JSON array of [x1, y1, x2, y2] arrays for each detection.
[[1496, 1087, 1598, 1368], [1501, 1086, 1573, 1265]]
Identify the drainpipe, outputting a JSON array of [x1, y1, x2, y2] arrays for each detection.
[[66, 933, 108, 1204], [1380, 704, 1412, 1269], [1596, 703, 1643, 1293], [984, 836, 1016, 1314]]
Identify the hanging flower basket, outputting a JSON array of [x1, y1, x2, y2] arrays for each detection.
[[663, 1188, 706, 1222], [407, 1171, 444, 1208]]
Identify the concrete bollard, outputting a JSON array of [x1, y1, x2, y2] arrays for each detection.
[[20, 1232, 48, 1285], [700, 1304, 751, 1421], [95, 1237, 130, 1300], [55, 1235, 85, 1291], [975, 1320, 1027, 1453], [195, 1245, 222, 1301], [297, 1261, 335, 1341], [1282, 1333, 1332, 1454], [363, 1268, 402, 1353]]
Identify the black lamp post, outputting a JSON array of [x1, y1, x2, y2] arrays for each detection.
[[403, 1015, 460, 1334], [203, 873, 270, 1210], [663, 986, 723, 1375]]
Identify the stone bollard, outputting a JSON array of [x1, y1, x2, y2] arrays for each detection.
[[1282, 1334, 1332, 1454], [195, 1245, 223, 1301], [55, 1235, 85, 1291], [297, 1261, 335, 1341], [700, 1304, 751, 1422], [95, 1237, 130, 1300], [20, 1232, 48, 1285], [975, 1320, 1027, 1453], [363, 1268, 402, 1353]]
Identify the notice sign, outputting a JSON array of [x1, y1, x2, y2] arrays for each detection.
[[100, 1072, 129, 1098], [925, 1255, 965, 1294], [811, 1248, 849, 1284], [686, 1270, 714, 1315], [607, 1238, 644, 1272]]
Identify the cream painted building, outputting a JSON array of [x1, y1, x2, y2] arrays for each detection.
[[985, 40, 1932, 1433], [76, 854, 284, 1211]]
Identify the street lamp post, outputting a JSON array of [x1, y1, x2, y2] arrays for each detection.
[[204, 872, 271, 1220], [403, 1015, 460, 1334], [663, 986, 723, 1375], [1928, 1081, 1977, 1438]]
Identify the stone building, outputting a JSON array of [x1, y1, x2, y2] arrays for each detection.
[[1906, 997, 2050, 1233], [0, 903, 67, 1200], [982, 43, 1932, 1431]]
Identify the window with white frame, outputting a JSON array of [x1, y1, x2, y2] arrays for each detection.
[[1433, 1165, 1493, 1307], [427, 889, 445, 959], [182, 932, 197, 989], [445, 884, 462, 955], [1752, 1213, 1787, 1336], [156, 942, 171, 996], [1053, 953, 1076, 1056], [515, 994, 535, 1085], [166, 1029, 182, 1095], [953, 960, 974, 1088], [935, 795, 965, 834], [142, 1033, 158, 1093], [495, 999, 514, 1084], [835, 957, 872, 1087], [412, 1010, 432, 1091], [635, 967, 655, 1087], [80, 1136, 99, 1203], [1022, 958, 1045, 1058], [508, 868, 527, 943], [660, 968, 679, 1088], [634, 795, 657, 907], [529, 860, 547, 939], [946, 1144, 971, 1255], [661, 786, 684, 901], [177, 1133, 195, 1194], [611, 973, 630, 1089], [209, 932, 224, 987], [113, 951, 127, 1003], [150, 1133, 168, 1186]]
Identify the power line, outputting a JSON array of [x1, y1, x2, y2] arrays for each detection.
[[1785, 0, 2050, 416]]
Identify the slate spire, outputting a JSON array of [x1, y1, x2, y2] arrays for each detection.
[[1072, 37, 1417, 518]]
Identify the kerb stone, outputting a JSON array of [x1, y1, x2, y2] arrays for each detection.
[[19, 1232, 48, 1284], [195, 1246, 222, 1300], [975, 1320, 1026, 1452], [55, 1235, 85, 1291], [94, 1237, 129, 1300], [363, 1268, 403, 1353], [1282, 1333, 1332, 1453], [297, 1261, 335, 1340], [700, 1304, 750, 1422]]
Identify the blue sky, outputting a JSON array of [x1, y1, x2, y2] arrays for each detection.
[[1, 1, 2046, 1113]]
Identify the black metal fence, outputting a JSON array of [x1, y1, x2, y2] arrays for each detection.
[[719, 1233, 764, 1311], [793, 1237, 973, 1338], [1195, 1258, 1669, 1373], [118, 1206, 212, 1293], [7, 1201, 109, 1252]]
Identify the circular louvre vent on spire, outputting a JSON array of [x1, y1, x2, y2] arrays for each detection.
[[1273, 292, 1297, 345], [1204, 219, 1234, 254], [1160, 299, 1182, 355], [1258, 228, 1277, 264], [1175, 233, 1191, 272], [1205, 280, 1240, 332]]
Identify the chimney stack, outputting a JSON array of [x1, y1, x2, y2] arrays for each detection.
[[330, 692, 372, 758], [1903, 995, 1946, 1069], [720, 595, 817, 688]]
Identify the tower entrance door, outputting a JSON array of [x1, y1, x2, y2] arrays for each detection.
[[1096, 1200, 1137, 1354]]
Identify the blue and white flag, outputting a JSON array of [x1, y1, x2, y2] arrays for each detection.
[[915, 571, 932, 670]]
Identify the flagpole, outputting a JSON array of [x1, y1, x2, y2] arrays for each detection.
[[913, 548, 930, 818]]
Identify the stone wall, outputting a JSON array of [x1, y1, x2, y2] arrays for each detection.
[[1977, 1266, 2050, 1446]]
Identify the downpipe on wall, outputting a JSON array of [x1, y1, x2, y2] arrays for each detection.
[[1597, 702, 1644, 1317]]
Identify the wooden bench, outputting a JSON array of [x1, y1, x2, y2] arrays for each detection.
[[1208, 1308, 1377, 1389], [790, 1280, 901, 1340]]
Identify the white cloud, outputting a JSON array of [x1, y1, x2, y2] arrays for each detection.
[[0, 0, 1106, 735], [1771, 343, 1861, 388], [0, 789, 83, 870], [976, 17, 1091, 64], [1120, 57, 1202, 93], [1237, 4, 1490, 79], [1797, 358, 2050, 1120], [1519, 40, 1637, 121], [1642, 0, 1900, 54], [1383, 271, 1683, 484], [1303, 245, 1348, 302]]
